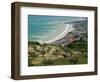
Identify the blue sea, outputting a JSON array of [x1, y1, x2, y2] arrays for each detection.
[[28, 15, 87, 43]]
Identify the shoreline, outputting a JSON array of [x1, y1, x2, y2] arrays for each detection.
[[45, 24, 74, 43]]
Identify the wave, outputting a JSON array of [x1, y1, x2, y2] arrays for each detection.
[[45, 24, 74, 43]]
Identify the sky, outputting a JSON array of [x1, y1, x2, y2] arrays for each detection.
[[28, 15, 87, 43]]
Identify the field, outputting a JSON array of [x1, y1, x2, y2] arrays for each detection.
[[28, 39, 88, 66]]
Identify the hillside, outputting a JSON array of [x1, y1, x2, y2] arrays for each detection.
[[28, 39, 87, 66], [49, 20, 87, 46]]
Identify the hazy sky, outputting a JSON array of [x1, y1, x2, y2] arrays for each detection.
[[28, 15, 87, 43]]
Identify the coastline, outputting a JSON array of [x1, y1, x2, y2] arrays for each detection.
[[45, 24, 74, 43]]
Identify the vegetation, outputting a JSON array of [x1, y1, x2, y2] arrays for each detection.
[[28, 39, 88, 66]]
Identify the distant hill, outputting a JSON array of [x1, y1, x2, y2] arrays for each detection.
[[65, 20, 87, 30]]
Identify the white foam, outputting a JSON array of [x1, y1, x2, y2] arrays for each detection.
[[45, 24, 74, 43]]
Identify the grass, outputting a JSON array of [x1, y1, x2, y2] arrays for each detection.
[[53, 58, 70, 65], [28, 40, 88, 66]]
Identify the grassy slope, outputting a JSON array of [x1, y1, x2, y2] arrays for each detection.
[[28, 40, 88, 66]]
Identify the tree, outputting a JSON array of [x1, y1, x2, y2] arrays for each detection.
[[62, 47, 73, 57], [61, 52, 67, 58], [68, 55, 78, 64], [41, 49, 46, 58], [29, 52, 39, 58], [39, 44, 47, 61], [28, 52, 39, 66], [47, 47, 52, 53], [53, 49, 61, 57], [42, 59, 53, 65], [79, 49, 87, 55]]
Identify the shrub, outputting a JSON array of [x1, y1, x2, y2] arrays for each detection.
[[42, 59, 54, 65]]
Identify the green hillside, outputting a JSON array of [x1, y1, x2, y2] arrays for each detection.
[[28, 38, 88, 66]]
